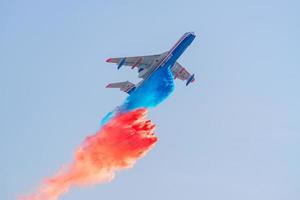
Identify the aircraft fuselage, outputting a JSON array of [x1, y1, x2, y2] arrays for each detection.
[[134, 32, 196, 89]]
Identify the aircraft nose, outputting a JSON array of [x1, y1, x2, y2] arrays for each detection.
[[188, 32, 195, 36]]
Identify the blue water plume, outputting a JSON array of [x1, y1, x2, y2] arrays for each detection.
[[101, 65, 174, 125]]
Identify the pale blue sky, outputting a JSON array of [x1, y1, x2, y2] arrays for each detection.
[[1, 0, 300, 199]]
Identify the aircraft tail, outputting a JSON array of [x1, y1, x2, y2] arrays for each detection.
[[106, 81, 136, 94]]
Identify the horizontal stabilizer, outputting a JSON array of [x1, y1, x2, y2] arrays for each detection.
[[106, 81, 136, 94]]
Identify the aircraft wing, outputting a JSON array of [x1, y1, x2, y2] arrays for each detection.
[[171, 62, 195, 85], [106, 54, 161, 70]]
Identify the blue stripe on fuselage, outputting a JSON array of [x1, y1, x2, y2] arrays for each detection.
[[130, 32, 195, 93], [168, 33, 195, 67], [155, 32, 195, 72]]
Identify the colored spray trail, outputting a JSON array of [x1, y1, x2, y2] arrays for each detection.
[[122, 65, 174, 111], [101, 66, 174, 125], [20, 66, 175, 200], [19, 109, 157, 200]]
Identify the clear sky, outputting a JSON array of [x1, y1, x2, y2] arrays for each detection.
[[1, 0, 300, 199]]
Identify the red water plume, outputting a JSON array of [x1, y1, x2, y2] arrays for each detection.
[[19, 108, 157, 200]]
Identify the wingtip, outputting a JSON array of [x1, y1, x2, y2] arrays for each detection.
[[186, 74, 195, 86]]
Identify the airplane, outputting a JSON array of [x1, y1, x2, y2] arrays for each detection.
[[105, 32, 196, 94]]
